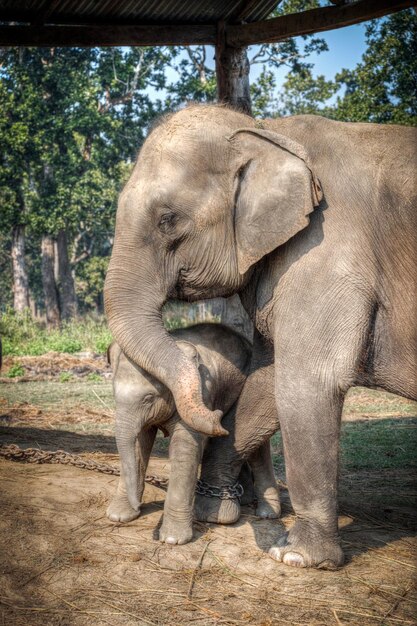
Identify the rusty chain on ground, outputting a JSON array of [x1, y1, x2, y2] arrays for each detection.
[[0, 443, 250, 499], [195, 479, 244, 501], [0, 443, 169, 490]]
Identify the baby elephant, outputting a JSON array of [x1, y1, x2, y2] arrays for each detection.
[[106, 323, 280, 545]]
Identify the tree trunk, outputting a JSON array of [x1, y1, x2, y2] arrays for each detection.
[[215, 31, 254, 337], [41, 234, 60, 327], [215, 23, 252, 115], [11, 224, 29, 313], [56, 229, 77, 320]]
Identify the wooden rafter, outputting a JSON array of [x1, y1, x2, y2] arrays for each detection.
[[227, 0, 416, 47], [0, 0, 414, 47], [0, 24, 217, 47]]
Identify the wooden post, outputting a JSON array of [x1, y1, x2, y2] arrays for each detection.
[[215, 21, 252, 115], [213, 22, 253, 339]]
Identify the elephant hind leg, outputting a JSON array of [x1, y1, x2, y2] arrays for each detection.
[[249, 441, 281, 519], [238, 462, 255, 506]]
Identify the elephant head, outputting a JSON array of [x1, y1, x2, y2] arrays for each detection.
[[104, 106, 322, 437]]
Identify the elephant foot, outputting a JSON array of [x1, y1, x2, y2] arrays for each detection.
[[106, 494, 140, 523], [159, 518, 193, 545], [194, 494, 240, 524], [255, 487, 281, 519], [269, 519, 344, 570]]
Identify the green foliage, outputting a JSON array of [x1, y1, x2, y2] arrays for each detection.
[[165, 47, 217, 106], [0, 46, 168, 315], [76, 256, 109, 312], [87, 372, 103, 383], [163, 315, 190, 331], [251, 69, 277, 118], [0, 306, 220, 357], [0, 232, 14, 310], [330, 10, 417, 124], [250, 0, 329, 117], [0, 308, 112, 356], [59, 372, 73, 383], [255, 9, 416, 124], [5, 364, 25, 378], [278, 68, 338, 116]]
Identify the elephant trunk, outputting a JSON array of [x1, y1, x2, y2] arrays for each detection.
[[104, 237, 227, 437]]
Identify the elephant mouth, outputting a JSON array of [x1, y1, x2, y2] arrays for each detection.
[[176, 280, 233, 302], [175, 266, 239, 301]]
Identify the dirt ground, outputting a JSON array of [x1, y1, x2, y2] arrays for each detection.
[[1, 354, 416, 625]]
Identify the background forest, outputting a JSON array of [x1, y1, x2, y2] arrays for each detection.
[[0, 5, 415, 355]]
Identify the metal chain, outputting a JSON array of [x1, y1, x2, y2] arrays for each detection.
[[0, 443, 169, 491], [0, 444, 243, 498], [195, 479, 244, 501]]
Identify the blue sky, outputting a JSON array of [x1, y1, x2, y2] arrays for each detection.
[[152, 21, 368, 103], [284, 22, 367, 79], [249, 22, 368, 102]]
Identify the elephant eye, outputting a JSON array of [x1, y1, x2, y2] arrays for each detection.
[[142, 393, 155, 405], [158, 212, 177, 234]]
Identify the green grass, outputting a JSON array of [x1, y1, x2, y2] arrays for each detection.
[[343, 386, 417, 417], [0, 306, 199, 357], [1, 308, 112, 356], [271, 418, 417, 474], [340, 418, 417, 471], [5, 364, 25, 378], [59, 372, 73, 383], [0, 381, 115, 412]]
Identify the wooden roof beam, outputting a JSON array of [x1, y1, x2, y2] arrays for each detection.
[[0, 0, 413, 48], [0, 24, 217, 48], [227, 0, 416, 47], [0, 24, 217, 47]]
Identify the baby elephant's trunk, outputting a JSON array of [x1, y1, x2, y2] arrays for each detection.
[[115, 413, 156, 512]]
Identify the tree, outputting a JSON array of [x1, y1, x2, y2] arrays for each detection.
[[332, 10, 417, 125], [0, 46, 170, 321], [165, 46, 217, 107], [0, 60, 34, 312], [277, 68, 338, 116], [249, 0, 330, 117]]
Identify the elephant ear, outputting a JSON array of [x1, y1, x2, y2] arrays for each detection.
[[176, 340, 200, 367], [229, 128, 323, 275]]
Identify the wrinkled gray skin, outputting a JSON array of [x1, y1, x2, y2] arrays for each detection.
[[106, 323, 280, 544], [104, 105, 417, 568]]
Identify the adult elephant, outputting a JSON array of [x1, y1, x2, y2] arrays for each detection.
[[104, 105, 417, 569]]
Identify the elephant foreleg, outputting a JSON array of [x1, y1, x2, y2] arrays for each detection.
[[268, 290, 372, 569], [159, 420, 205, 545], [268, 367, 344, 569]]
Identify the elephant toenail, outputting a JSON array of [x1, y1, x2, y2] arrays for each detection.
[[165, 536, 177, 544], [268, 546, 283, 561], [283, 552, 305, 567]]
